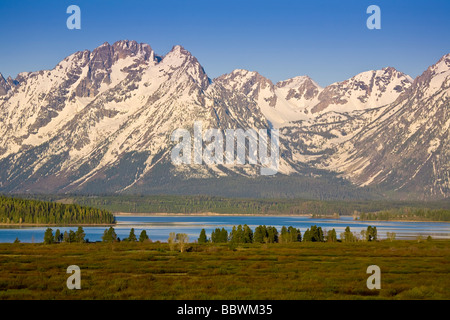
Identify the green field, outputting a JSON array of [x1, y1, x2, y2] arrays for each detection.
[[0, 240, 449, 300]]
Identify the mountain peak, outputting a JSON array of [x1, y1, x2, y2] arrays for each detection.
[[214, 69, 275, 99], [169, 45, 191, 56], [432, 52, 450, 72], [99, 41, 110, 48], [111, 39, 154, 61], [276, 75, 320, 89], [381, 66, 401, 73], [308, 66, 413, 114], [347, 67, 411, 84], [171, 44, 185, 51], [161, 45, 197, 65], [0, 72, 10, 96], [407, 52, 450, 98], [222, 69, 272, 84]]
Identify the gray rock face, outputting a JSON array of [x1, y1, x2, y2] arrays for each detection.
[[0, 73, 10, 96], [278, 77, 319, 101], [72, 40, 156, 98]]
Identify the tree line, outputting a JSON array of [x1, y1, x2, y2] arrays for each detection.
[[38, 225, 377, 245], [101, 227, 150, 243], [198, 224, 379, 244], [359, 208, 450, 222], [41, 227, 150, 244], [0, 196, 115, 225], [33, 224, 430, 247], [66, 194, 450, 218], [43, 227, 87, 244]]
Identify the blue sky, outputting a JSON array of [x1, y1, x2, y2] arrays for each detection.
[[0, 0, 449, 87]]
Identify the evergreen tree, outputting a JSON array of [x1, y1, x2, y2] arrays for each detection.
[[317, 226, 324, 242], [308, 225, 324, 242], [310, 226, 318, 241], [211, 228, 219, 243], [230, 226, 237, 243], [69, 230, 76, 243], [43, 228, 54, 244], [128, 228, 137, 242], [220, 228, 228, 243], [230, 225, 246, 244], [366, 226, 377, 241], [75, 227, 86, 243], [326, 228, 337, 242], [211, 228, 228, 243], [303, 229, 312, 242], [0, 195, 115, 225], [54, 229, 61, 243], [102, 227, 118, 243], [280, 226, 289, 243], [253, 225, 266, 243], [243, 224, 253, 243], [288, 226, 302, 242], [236, 225, 244, 243], [267, 226, 278, 243], [198, 228, 208, 244], [63, 231, 70, 243], [139, 230, 149, 242]]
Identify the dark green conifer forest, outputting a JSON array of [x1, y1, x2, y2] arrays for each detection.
[[0, 196, 115, 225]]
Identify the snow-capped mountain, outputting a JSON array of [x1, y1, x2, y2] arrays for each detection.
[[215, 66, 412, 128], [0, 40, 448, 199], [0, 40, 273, 193], [215, 70, 320, 128], [318, 54, 450, 199]]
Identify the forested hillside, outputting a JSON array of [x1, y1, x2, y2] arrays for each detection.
[[359, 208, 450, 222], [54, 195, 450, 219], [0, 196, 115, 224]]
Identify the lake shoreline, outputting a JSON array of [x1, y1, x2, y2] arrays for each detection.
[[113, 212, 313, 217], [0, 223, 116, 227], [113, 212, 449, 222], [1, 215, 449, 242]]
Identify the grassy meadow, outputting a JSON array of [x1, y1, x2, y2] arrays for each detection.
[[0, 240, 449, 300]]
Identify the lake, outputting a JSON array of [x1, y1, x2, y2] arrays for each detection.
[[0, 215, 449, 243]]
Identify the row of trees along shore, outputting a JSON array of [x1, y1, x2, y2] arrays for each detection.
[[38, 224, 379, 245], [30, 224, 434, 248], [0, 196, 115, 224], [358, 208, 450, 221], [42, 227, 149, 244], [200, 224, 380, 244]]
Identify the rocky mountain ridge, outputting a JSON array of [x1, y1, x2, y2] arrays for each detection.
[[0, 40, 448, 199]]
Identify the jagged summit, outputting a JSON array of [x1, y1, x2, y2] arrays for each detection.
[[276, 75, 319, 89], [409, 52, 450, 97], [0, 73, 9, 96]]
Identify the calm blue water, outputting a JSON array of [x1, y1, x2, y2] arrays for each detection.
[[0, 215, 449, 243]]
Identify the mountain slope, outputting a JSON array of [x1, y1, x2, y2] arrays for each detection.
[[319, 54, 450, 199]]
